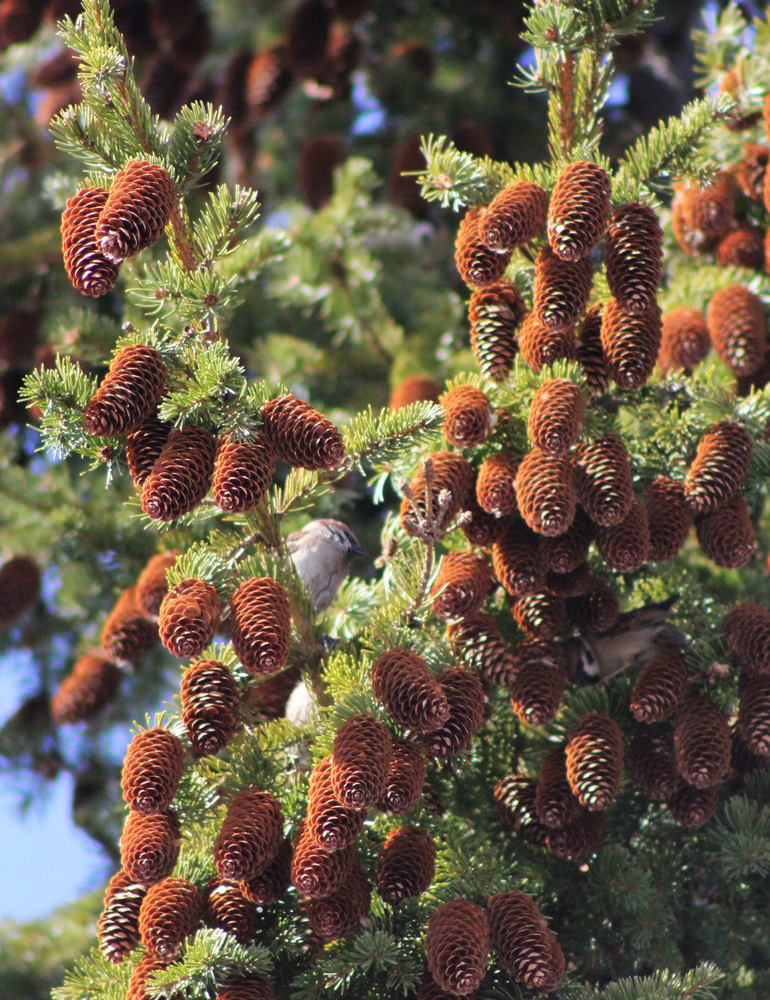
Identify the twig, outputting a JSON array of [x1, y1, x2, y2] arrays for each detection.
[[558, 50, 577, 157]]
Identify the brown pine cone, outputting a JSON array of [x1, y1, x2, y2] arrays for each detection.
[[576, 303, 610, 395], [135, 551, 179, 618], [627, 729, 678, 801], [206, 882, 262, 944], [305, 863, 371, 942], [0, 1, 44, 45], [376, 826, 436, 905], [572, 433, 634, 528], [674, 694, 731, 789], [716, 225, 764, 270], [138, 877, 202, 961], [566, 575, 619, 635], [546, 809, 606, 860], [158, 578, 221, 659], [605, 202, 663, 312], [493, 774, 548, 846], [671, 174, 734, 254], [261, 394, 345, 470], [468, 282, 524, 381], [389, 374, 442, 411], [535, 747, 582, 829], [216, 977, 275, 1000], [430, 551, 491, 622], [738, 674, 770, 756], [400, 452, 473, 537], [460, 493, 502, 546], [212, 433, 276, 512], [51, 653, 122, 725], [0, 555, 40, 626], [306, 756, 365, 852], [331, 714, 392, 810], [423, 668, 485, 758], [240, 836, 292, 905], [533, 245, 593, 330], [476, 453, 518, 516], [545, 562, 591, 597], [291, 820, 354, 899], [684, 421, 753, 514], [539, 507, 593, 574], [121, 727, 185, 815], [515, 449, 576, 538], [285, 0, 331, 77], [487, 890, 564, 992], [95, 161, 176, 262], [630, 648, 689, 723], [594, 498, 650, 572], [298, 134, 345, 210], [102, 587, 157, 663], [491, 519, 546, 596], [547, 160, 611, 261], [645, 477, 692, 562], [0, 308, 39, 369], [426, 900, 490, 996], [372, 648, 449, 732], [731, 728, 770, 784], [97, 869, 147, 963], [707, 285, 766, 377], [230, 576, 291, 676], [245, 667, 301, 722], [61, 186, 120, 297], [180, 659, 240, 757], [737, 143, 768, 201], [141, 425, 217, 521], [696, 494, 757, 567], [448, 611, 518, 685], [565, 712, 624, 810], [83, 345, 166, 437], [126, 418, 171, 487], [509, 648, 566, 726], [214, 789, 284, 881], [479, 182, 548, 252], [658, 307, 710, 375], [600, 298, 662, 390], [668, 779, 719, 828], [120, 809, 181, 885], [528, 379, 585, 457], [376, 740, 426, 814], [126, 951, 170, 1000], [736, 345, 770, 395], [388, 134, 430, 216], [517, 311, 577, 371], [724, 603, 770, 672], [440, 385, 493, 448], [510, 590, 566, 640], [246, 44, 292, 119], [454, 207, 511, 288]]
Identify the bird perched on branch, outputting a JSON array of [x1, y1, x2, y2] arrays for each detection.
[[286, 518, 365, 614]]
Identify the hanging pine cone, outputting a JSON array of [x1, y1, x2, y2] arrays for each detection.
[[416, 971, 473, 1000], [736, 345, 770, 396], [565, 712, 624, 810], [671, 174, 734, 254], [61, 186, 120, 297], [126, 952, 170, 1000], [423, 668, 485, 758], [97, 869, 147, 963], [683, 421, 753, 514], [305, 864, 371, 942], [261, 393, 345, 470], [605, 202, 663, 312], [206, 882, 262, 944], [389, 374, 442, 411], [214, 789, 284, 881], [547, 160, 611, 261], [120, 809, 181, 885], [240, 836, 292, 905], [545, 562, 591, 597], [517, 311, 577, 371], [400, 452, 473, 537], [138, 877, 202, 961], [291, 820, 354, 899], [388, 134, 430, 216], [737, 143, 768, 201], [212, 433, 276, 512], [594, 498, 650, 572], [126, 418, 171, 487], [478, 181, 549, 252], [95, 160, 176, 262], [627, 729, 678, 801], [539, 506, 593, 574], [298, 134, 345, 210], [566, 575, 619, 634], [102, 587, 157, 663], [448, 611, 518, 685], [674, 694, 731, 789], [331, 714, 392, 810], [493, 774, 548, 846], [572, 433, 634, 528], [514, 449, 577, 538], [468, 282, 524, 381], [51, 653, 122, 725], [487, 890, 564, 992], [696, 494, 757, 568], [230, 576, 291, 676], [158, 578, 221, 659], [668, 779, 719, 828], [658, 307, 710, 375], [376, 826, 436, 905], [372, 647, 449, 732], [630, 648, 689, 723], [645, 477, 692, 562], [706, 285, 766, 377], [426, 900, 490, 996], [476, 452, 519, 516], [600, 298, 662, 390], [180, 659, 240, 757], [533, 245, 593, 330], [716, 225, 764, 270], [510, 590, 566, 640], [0, 555, 40, 627], [440, 384, 493, 448], [141, 425, 217, 521], [430, 551, 491, 622], [724, 603, 770, 673], [738, 674, 770, 756], [546, 809, 606, 860], [135, 551, 179, 618], [454, 207, 512, 288], [83, 345, 166, 437], [306, 756, 365, 852], [528, 379, 585, 457], [535, 747, 582, 829], [121, 727, 186, 815], [460, 493, 502, 546], [246, 44, 293, 119], [730, 728, 770, 784], [576, 303, 610, 395], [492, 519, 546, 596], [509, 646, 566, 726], [216, 977, 275, 1000]]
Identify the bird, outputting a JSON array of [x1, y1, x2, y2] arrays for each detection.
[[286, 518, 365, 614]]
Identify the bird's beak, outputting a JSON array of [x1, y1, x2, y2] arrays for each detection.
[[350, 538, 366, 557]]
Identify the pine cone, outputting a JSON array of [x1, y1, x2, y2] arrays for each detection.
[[305, 863, 371, 941], [539, 507, 593, 574], [459, 493, 501, 546], [180, 659, 240, 757], [97, 869, 147, 963], [737, 143, 768, 201], [121, 727, 186, 815], [214, 789, 284, 881], [707, 285, 766, 377], [83, 345, 166, 437], [454, 207, 511, 288], [645, 477, 692, 562], [400, 452, 473, 537], [671, 175, 734, 254], [426, 900, 490, 996], [533, 245, 593, 329], [736, 345, 770, 396], [448, 611, 518, 685], [566, 575, 619, 634], [0, 308, 39, 369], [0, 555, 40, 626], [600, 298, 662, 390], [212, 433, 276, 512], [668, 779, 719, 828], [388, 134, 430, 216], [158, 578, 221, 659], [517, 311, 577, 372], [430, 551, 491, 622], [206, 882, 262, 944], [126, 952, 170, 1000], [547, 160, 611, 261], [285, 0, 331, 77], [246, 44, 292, 118], [376, 826, 436, 905], [658, 307, 710, 375], [528, 379, 585, 457], [372, 648, 450, 732], [245, 667, 301, 722], [565, 712, 624, 810], [389, 374, 442, 411], [724, 603, 770, 673], [126, 418, 171, 487], [307, 756, 365, 852], [487, 890, 563, 991], [515, 449, 577, 538], [716, 225, 764, 270], [684, 421, 753, 514], [440, 385, 493, 448], [240, 836, 292, 905], [423, 668, 485, 758], [261, 394, 345, 470], [416, 972, 473, 1000], [535, 747, 582, 829], [120, 809, 181, 885], [291, 820, 354, 899], [510, 590, 566, 640], [230, 577, 291, 676], [546, 809, 606, 860], [674, 694, 731, 789], [493, 774, 548, 846], [141, 425, 217, 521], [468, 282, 524, 381], [475, 453, 517, 517], [545, 562, 591, 597], [61, 186, 120, 297], [135, 551, 179, 618], [594, 498, 650, 572], [738, 674, 770, 756], [492, 519, 546, 596], [139, 876, 202, 961], [102, 587, 157, 663], [605, 202, 663, 312], [376, 740, 426, 814], [331, 714, 392, 810], [509, 646, 566, 726], [627, 728, 678, 801], [95, 160, 176, 262], [576, 303, 610, 395], [696, 494, 757, 568], [216, 977, 275, 1000], [51, 653, 122, 725], [298, 134, 345, 209], [572, 433, 634, 528], [630, 648, 689, 723], [478, 182, 548, 252]]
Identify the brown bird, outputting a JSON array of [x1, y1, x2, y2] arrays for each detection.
[[286, 518, 365, 614]]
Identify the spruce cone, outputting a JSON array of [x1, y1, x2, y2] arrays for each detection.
[[738, 674, 770, 756], [565, 712, 624, 810], [737, 143, 768, 201], [509, 645, 566, 726], [594, 498, 650, 572], [158, 578, 221, 658], [331, 714, 392, 810], [493, 774, 548, 846], [216, 977, 275, 1000], [547, 160, 611, 261], [716, 225, 764, 270], [674, 694, 730, 789], [468, 282, 524, 381], [285, 0, 331, 77], [376, 826, 436, 905], [377, 740, 426, 814], [126, 418, 171, 487], [298, 134, 345, 210], [214, 789, 284, 881], [460, 493, 501, 546], [546, 809, 606, 860], [476, 452, 519, 516], [126, 952, 170, 1000], [50, 653, 121, 725], [535, 747, 582, 829], [135, 551, 179, 618], [206, 882, 261, 944], [492, 519, 546, 596], [423, 668, 485, 758], [389, 374, 442, 411], [440, 385, 493, 448], [83, 345, 166, 437], [545, 562, 591, 597], [576, 303, 610, 395], [627, 729, 678, 801], [213, 433, 276, 512], [61, 186, 120, 297], [736, 346, 770, 395], [120, 809, 181, 885], [487, 890, 564, 992], [539, 507, 593, 574], [600, 298, 662, 390], [448, 611, 518, 685], [707, 285, 766, 377], [372, 647, 449, 732], [430, 551, 491, 622], [517, 311, 577, 371], [426, 900, 490, 996], [245, 667, 301, 722], [246, 44, 292, 118], [240, 836, 292, 905], [658, 307, 710, 375], [479, 182, 548, 252], [671, 174, 734, 254], [668, 779, 719, 828], [261, 394, 344, 470], [102, 587, 157, 663], [121, 727, 185, 815], [307, 756, 365, 852], [98, 869, 147, 963], [514, 449, 577, 538], [141, 425, 216, 521], [95, 160, 176, 262], [454, 207, 511, 288], [230, 577, 291, 676], [305, 863, 371, 942], [180, 659, 240, 757], [400, 452, 472, 537], [572, 433, 634, 528], [724, 603, 770, 673], [533, 245, 593, 330], [684, 421, 753, 514], [605, 202, 663, 312], [139, 877, 202, 961], [0, 555, 40, 626], [528, 379, 585, 457], [645, 477, 692, 562], [291, 820, 354, 899], [510, 590, 566, 640], [630, 648, 689, 723], [696, 494, 757, 568], [566, 575, 619, 634]]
